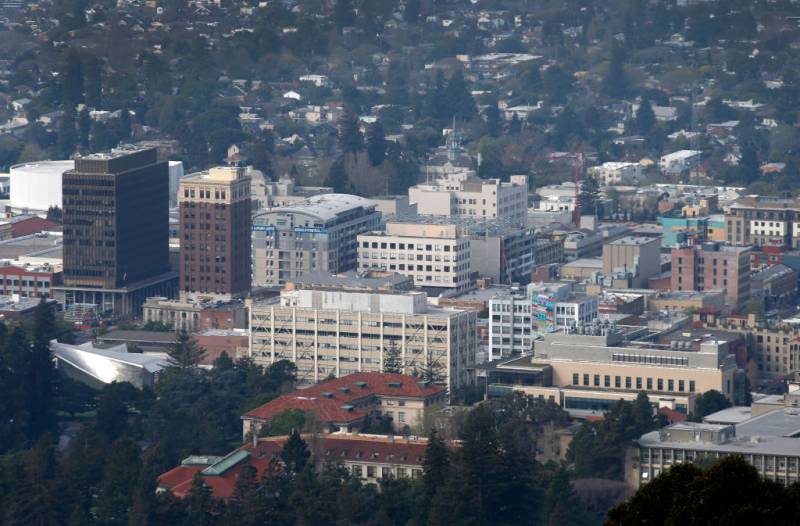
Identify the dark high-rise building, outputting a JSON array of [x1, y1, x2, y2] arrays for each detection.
[[55, 147, 177, 317], [179, 165, 251, 299]]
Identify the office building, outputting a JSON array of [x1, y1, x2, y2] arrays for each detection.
[[251, 194, 380, 287], [725, 195, 800, 248], [481, 323, 740, 414], [249, 278, 477, 391], [357, 221, 471, 293], [488, 282, 598, 360], [408, 170, 528, 223], [142, 296, 247, 333], [54, 147, 176, 316], [242, 372, 446, 437], [179, 166, 252, 299], [671, 241, 752, 307]]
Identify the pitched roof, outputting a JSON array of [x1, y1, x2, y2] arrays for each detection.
[[242, 372, 446, 425]]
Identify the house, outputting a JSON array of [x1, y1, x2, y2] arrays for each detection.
[[659, 150, 703, 176], [299, 74, 331, 88], [282, 90, 302, 101], [241, 372, 447, 439]]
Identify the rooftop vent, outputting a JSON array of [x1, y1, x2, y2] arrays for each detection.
[[355, 381, 368, 388], [417, 380, 431, 388], [341, 404, 354, 412], [322, 392, 334, 399], [338, 386, 351, 393], [388, 381, 402, 388]]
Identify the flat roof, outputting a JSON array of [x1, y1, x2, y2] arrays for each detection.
[[0, 233, 62, 260], [259, 194, 376, 222], [703, 406, 753, 425], [607, 235, 660, 246]]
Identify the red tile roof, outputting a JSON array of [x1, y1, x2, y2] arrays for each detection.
[[242, 372, 446, 425], [658, 406, 688, 424], [158, 433, 441, 500], [10, 217, 59, 238]]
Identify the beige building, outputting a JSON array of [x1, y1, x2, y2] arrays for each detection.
[[357, 222, 471, 293], [408, 170, 528, 223], [648, 290, 726, 313], [602, 236, 661, 288], [725, 195, 800, 248], [249, 283, 477, 391], [251, 194, 381, 287], [483, 326, 740, 415]]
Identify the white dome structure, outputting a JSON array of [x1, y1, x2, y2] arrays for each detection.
[[9, 160, 73, 211]]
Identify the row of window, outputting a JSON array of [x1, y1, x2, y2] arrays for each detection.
[[571, 372, 696, 393]]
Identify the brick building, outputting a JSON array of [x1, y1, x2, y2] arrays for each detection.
[[179, 165, 251, 300]]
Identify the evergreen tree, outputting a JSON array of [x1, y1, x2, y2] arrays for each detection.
[[366, 121, 387, 166], [485, 104, 502, 138], [185, 473, 217, 526], [213, 351, 235, 371], [280, 430, 310, 473], [78, 109, 91, 149], [325, 158, 350, 193], [3, 436, 59, 526], [578, 176, 600, 217], [509, 113, 522, 135], [58, 109, 79, 158], [27, 300, 58, 438], [404, 0, 420, 23], [689, 389, 731, 422], [333, 0, 354, 30], [602, 42, 628, 99], [382, 340, 402, 374], [84, 55, 102, 108], [443, 70, 476, 121], [635, 98, 656, 135], [422, 428, 449, 509], [62, 50, 84, 107], [118, 108, 132, 141], [339, 107, 364, 157], [425, 70, 448, 120], [95, 437, 142, 526], [167, 329, 207, 368]]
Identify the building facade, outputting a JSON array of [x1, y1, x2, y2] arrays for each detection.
[[179, 166, 252, 299], [55, 147, 175, 316], [249, 287, 477, 391], [670, 241, 752, 307], [251, 194, 381, 287], [408, 171, 528, 223], [587, 162, 643, 186], [357, 222, 471, 293], [602, 236, 661, 288], [725, 196, 800, 248]]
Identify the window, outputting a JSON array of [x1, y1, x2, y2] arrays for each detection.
[[573, 373, 579, 385], [668, 379, 674, 392], [647, 378, 653, 390], [604, 375, 610, 387], [594, 374, 600, 387], [689, 380, 696, 393], [657, 379, 664, 391], [382, 467, 392, 478], [351, 465, 362, 477], [636, 377, 642, 389], [583, 374, 590, 386], [615, 376, 621, 388], [367, 466, 376, 478], [679, 380, 685, 392], [398, 412, 406, 423], [625, 377, 631, 389]]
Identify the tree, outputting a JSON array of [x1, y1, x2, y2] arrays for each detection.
[[484, 104, 502, 138], [58, 109, 79, 158], [602, 42, 628, 99], [443, 70, 476, 121], [382, 340, 402, 374], [421, 428, 449, 521], [366, 121, 387, 166], [689, 389, 731, 422], [339, 107, 363, 157], [84, 55, 102, 108], [404, 0, 420, 23], [635, 98, 656, 135], [27, 300, 58, 438], [325, 158, 350, 193], [95, 437, 142, 526], [77, 109, 91, 148], [63, 50, 84, 107], [578, 176, 600, 217], [280, 430, 310, 473], [333, 0, 354, 29], [185, 473, 217, 526], [167, 329, 206, 368]]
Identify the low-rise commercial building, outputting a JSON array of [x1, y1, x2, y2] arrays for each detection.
[[725, 195, 800, 248], [249, 279, 477, 390], [142, 296, 247, 332], [631, 391, 800, 488], [587, 162, 643, 186], [602, 236, 662, 289], [481, 324, 740, 415]]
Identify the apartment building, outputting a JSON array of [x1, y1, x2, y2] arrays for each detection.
[[659, 150, 703, 175], [357, 221, 471, 293], [725, 195, 800, 248], [488, 282, 598, 360], [251, 194, 381, 287], [587, 162, 643, 186], [408, 170, 528, 223], [482, 325, 740, 414], [249, 280, 477, 391], [241, 372, 447, 437], [670, 241, 752, 307], [179, 165, 251, 300]]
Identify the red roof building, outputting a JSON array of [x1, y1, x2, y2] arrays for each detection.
[[157, 433, 436, 499], [242, 372, 446, 438]]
